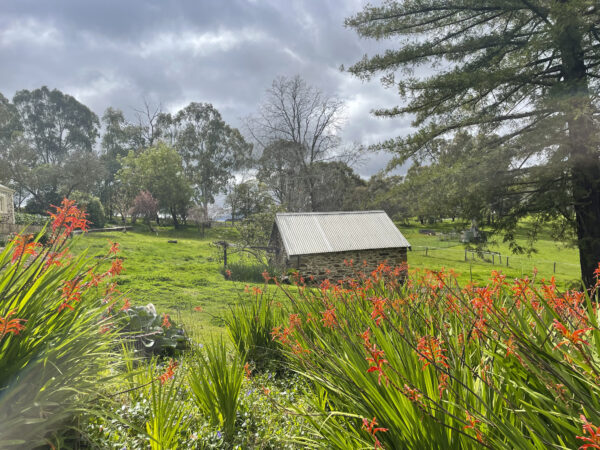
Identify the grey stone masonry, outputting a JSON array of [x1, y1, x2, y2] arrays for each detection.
[[0, 185, 15, 225], [285, 248, 407, 282]]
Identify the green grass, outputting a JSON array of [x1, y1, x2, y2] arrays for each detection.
[[70, 220, 582, 340], [71, 223, 273, 340], [397, 220, 580, 288]]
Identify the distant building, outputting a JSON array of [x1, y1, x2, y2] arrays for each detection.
[[269, 211, 410, 281], [0, 184, 15, 225]]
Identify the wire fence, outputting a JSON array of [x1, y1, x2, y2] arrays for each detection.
[[410, 245, 580, 279]]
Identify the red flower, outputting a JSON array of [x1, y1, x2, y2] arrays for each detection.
[[108, 241, 120, 255], [464, 411, 483, 443], [362, 416, 388, 449], [243, 362, 252, 379], [194, 305, 203, 312], [120, 299, 132, 311], [416, 335, 449, 369], [288, 313, 301, 330], [49, 198, 89, 236], [262, 270, 270, 282], [0, 310, 27, 340], [553, 319, 591, 348], [159, 359, 177, 384], [162, 313, 172, 329], [10, 234, 41, 263], [321, 307, 337, 329], [108, 258, 124, 276], [366, 344, 389, 385], [577, 414, 600, 449], [370, 297, 387, 326]]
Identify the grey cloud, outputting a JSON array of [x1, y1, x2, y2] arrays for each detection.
[[0, 0, 414, 176]]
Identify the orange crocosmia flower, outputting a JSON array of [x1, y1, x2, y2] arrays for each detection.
[[438, 373, 449, 398], [577, 414, 600, 449], [362, 416, 388, 449], [159, 359, 178, 384], [360, 328, 371, 348], [366, 344, 389, 385], [416, 335, 449, 369], [0, 310, 27, 340], [288, 313, 301, 330], [162, 313, 172, 329], [321, 307, 337, 329], [464, 411, 483, 443], [120, 298, 131, 311], [252, 286, 263, 296], [553, 319, 592, 347], [11, 234, 41, 263], [194, 305, 203, 312], [262, 270, 270, 282], [370, 297, 387, 326], [261, 386, 270, 396], [49, 198, 89, 235], [108, 241, 120, 255], [108, 258, 124, 276], [243, 362, 252, 379], [403, 384, 422, 403]]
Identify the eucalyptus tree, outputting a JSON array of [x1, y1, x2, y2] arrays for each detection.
[[163, 102, 252, 218], [346, 1, 600, 286], [2, 87, 101, 212]]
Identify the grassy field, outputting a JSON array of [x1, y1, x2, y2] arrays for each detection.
[[400, 221, 581, 288], [71, 220, 581, 339]]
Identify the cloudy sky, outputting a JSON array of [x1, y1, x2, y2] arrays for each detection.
[[0, 0, 413, 177]]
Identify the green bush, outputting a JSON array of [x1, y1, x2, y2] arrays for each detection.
[[188, 339, 244, 442], [0, 199, 117, 447], [225, 291, 285, 373], [71, 191, 106, 228], [221, 262, 281, 283], [14, 211, 48, 226], [276, 265, 600, 449]]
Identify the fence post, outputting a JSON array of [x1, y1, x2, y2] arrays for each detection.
[[492, 254, 495, 265], [499, 254, 502, 264], [506, 257, 509, 267], [223, 244, 227, 267], [464, 249, 467, 261], [470, 265, 473, 282], [553, 262, 556, 273], [425, 247, 428, 257]]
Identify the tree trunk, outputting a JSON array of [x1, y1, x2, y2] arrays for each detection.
[[171, 208, 179, 228], [557, 7, 600, 288]]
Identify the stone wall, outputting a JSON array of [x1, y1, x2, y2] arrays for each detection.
[[0, 189, 15, 225], [286, 247, 408, 282]]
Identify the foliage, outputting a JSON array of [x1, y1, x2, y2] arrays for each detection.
[[221, 261, 281, 283], [0, 199, 118, 447], [188, 339, 244, 442], [225, 288, 285, 372], [1, 87, 102, 212], [113, 304, 189, 357], [130, 190, 159, 225], [345, 1, 600, 287], [226, 179, 275, 224], [161, 102, 252, 217], [275, 261, 600, 449], [70, 191, 106, 228], [117, 143, 192, 226], [14, 211, 47, 226], [146, 362, 190, 450]]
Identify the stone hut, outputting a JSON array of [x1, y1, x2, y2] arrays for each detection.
[[0, 184, 15, 225], [269, 211, 410, 282]]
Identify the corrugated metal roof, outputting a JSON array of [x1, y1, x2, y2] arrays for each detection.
[[275, 211, 410, 256]]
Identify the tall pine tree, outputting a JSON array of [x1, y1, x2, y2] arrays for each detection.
[[346, 0, 600, 286]]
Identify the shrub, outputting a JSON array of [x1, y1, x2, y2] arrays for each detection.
[[225, 289, 285, 372], [14, 211, 48, 226], [0, 199, 118, 447], [221, 262, 281, 283], [275, 264, 600, 449], [70, 191, 106, 228], [188, 339, 244, 442]]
